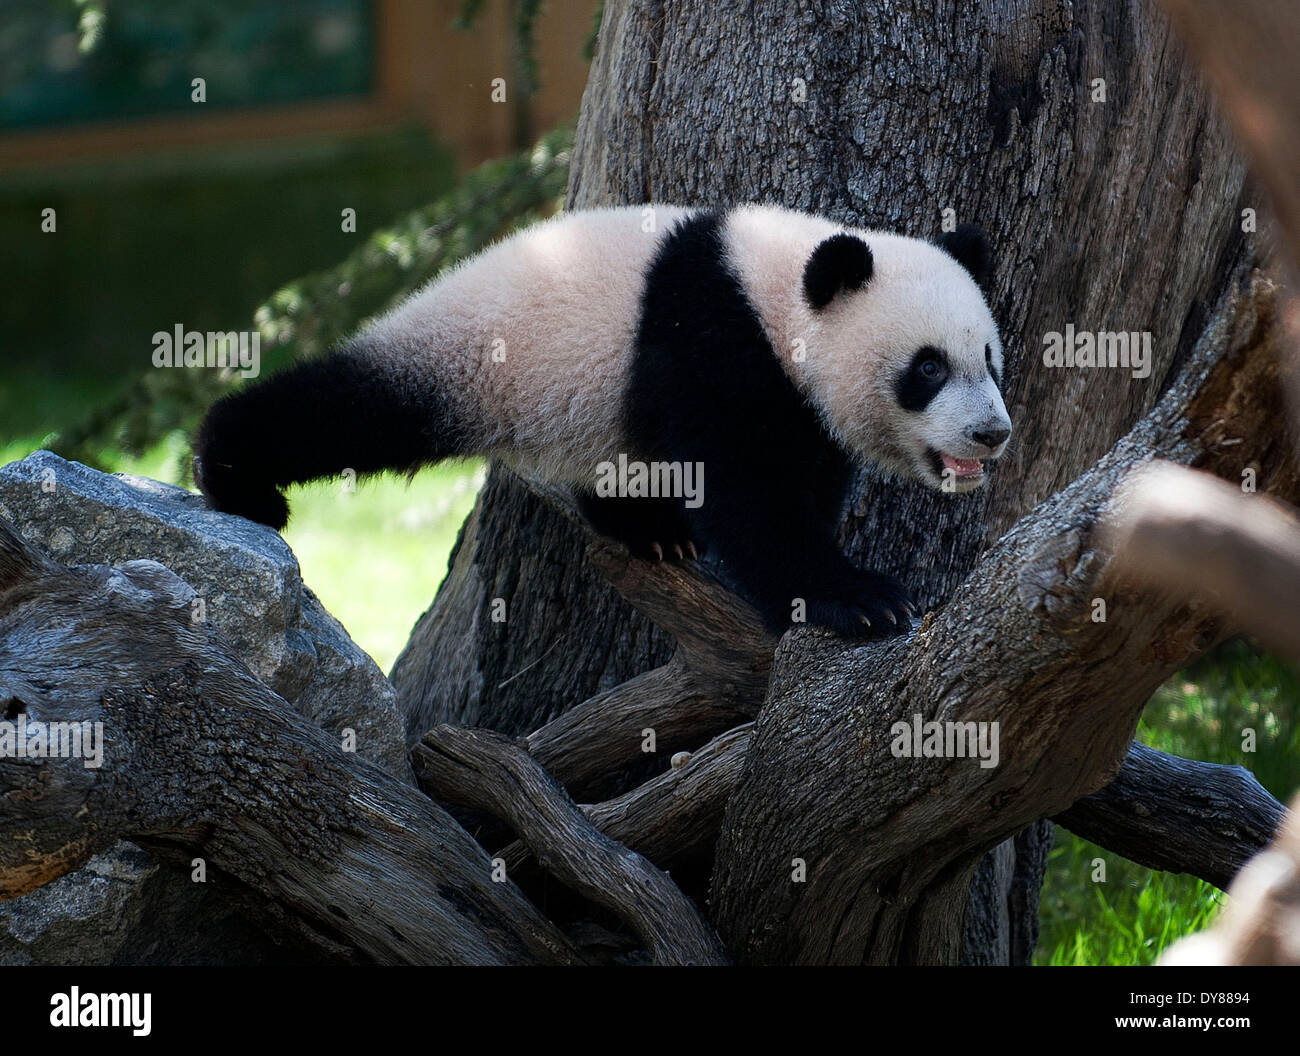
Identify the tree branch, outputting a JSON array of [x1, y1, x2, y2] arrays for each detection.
[[413, 724, 729, 965], [1160, 793, 1300, 965], [518, 539, 773, 798], [1054, 742, 1286, 889], [1103, 463, 1300, 662], [498, 724, 753, 877], [1158, 0, 1300, 258]]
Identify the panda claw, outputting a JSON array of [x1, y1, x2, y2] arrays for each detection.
[[685, 540, 698, 560], [671, 543, 684, 560], [650, 542, 664, 562]]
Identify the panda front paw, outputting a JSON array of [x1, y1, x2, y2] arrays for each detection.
[[575, 493, 700, 564], [802, 571, 915, 638], [629, 538, 701, 563]]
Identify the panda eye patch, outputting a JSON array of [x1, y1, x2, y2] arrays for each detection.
[[895, 346, 950, 412], [985, 343, 1002, 389]]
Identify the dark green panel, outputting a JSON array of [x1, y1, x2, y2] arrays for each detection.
[[1, 0, 374, 130]]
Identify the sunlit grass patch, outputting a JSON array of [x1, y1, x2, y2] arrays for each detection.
[[282, 460, 485, 672]]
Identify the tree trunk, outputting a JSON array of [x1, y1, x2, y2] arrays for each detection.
[[391, 0, 1252, 963], [392, 472, 674, 742]]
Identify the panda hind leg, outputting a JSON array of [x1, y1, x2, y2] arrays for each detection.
[[574, 492, 700, 562]]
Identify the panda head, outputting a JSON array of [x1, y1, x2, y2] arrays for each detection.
[[798, 223, 1011, 494]]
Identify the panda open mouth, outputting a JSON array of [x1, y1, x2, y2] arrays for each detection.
[[941, 453, 984, 478], [928, 448, 986, 482]]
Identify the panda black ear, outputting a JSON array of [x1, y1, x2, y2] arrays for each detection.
[[937, 223, 993, 294], [803, 234, 874, 310]]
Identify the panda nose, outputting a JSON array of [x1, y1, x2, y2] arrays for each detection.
[[972, 426, 1010, 448]]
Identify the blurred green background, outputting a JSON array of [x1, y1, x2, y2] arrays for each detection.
[[1, 0, 1295, 967], [0, 0, 574, 662], [2, 0, 375, 129]]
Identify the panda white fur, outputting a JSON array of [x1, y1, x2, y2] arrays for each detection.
[[195, 204, 1011, 638]]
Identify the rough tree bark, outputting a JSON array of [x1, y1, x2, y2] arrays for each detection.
[[0, 529, 577, 965], [392, 0, 1254, 962]]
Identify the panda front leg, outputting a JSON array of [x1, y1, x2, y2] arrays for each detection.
[[575, 491, 701, 562], [686, 472, 915, 639]]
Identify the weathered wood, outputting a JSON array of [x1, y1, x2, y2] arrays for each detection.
[[414, 724, 729, 965], [499, 724, 752, 876], [712, 269, 1298, 963], [392, 469, 677, 745], [503, 724, 1281, 904], [523, 542, 772, 797], [397, 488, 773, 805], [1055, 742, 1286, 890], [523, 659, 744, 797], [0, 521, 576, 965], [1094, 0, 1300, 668]]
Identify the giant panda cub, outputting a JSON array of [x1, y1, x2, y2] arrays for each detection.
[[196, 204, 1011, 638]]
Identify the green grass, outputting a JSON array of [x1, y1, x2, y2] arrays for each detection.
[[1036, 639, 1300, 965], [0, 431, 194, 487], [1038, 835, 1227, 965], [1140, 642, 1300, 797], [280, 461, 484, 672]]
